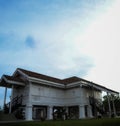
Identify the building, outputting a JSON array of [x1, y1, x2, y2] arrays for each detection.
[[0, 68, 119, 120]]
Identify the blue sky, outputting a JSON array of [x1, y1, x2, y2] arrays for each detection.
[[0, 0, 120, 107]]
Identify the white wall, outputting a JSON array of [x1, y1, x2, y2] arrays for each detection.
[[31, 84, 65, 106], [12, 82, 102, 107], [64, 87, 81, 106], [30, 83, 102, 106]]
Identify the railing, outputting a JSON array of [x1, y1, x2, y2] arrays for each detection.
[[11, 95, 23, 112], [12, 95, 23, 106], [4, 95, 23, 113]]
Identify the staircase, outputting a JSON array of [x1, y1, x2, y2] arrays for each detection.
[[11, 95, 23, 113], [4, 95, 23, 113]]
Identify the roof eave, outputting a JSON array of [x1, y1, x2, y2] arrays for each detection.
[[28, 76, 65, 88], [2, 76, 25, 86]]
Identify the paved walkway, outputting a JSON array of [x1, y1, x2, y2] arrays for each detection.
[[0, 120, 28, 123], [0, 120, 41, 123]]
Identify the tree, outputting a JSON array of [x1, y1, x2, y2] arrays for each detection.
[[102, 94, 120, 116]]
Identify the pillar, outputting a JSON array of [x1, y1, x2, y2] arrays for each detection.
[[47, 106, 53, 120], [79, 105, 85, 119], [25, 81, 33, 120], [65, 106, 69, 115], [9, 85, 14, 113], [65, 107, 69, 119], [88, 105, 93, 118], [112, 96, 116, 117], [3, 87, 7, 108], [107, 92, 111, 117], [25, 105, 33, 120]]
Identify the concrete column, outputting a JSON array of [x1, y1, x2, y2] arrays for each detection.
[[9, 85, 14, 113], [3, 87, 7, 108], [32, 108, 36, 119], [65, 106, 69, 114], [47, 106, 53, 120], [112, 96, 116, 117], [88, 105, 93, 118], [79, 105, 85, 119], [25, 105, 33, 120], [107, 92, 111, 117], [25, 81, 33, 120], [65, 106, 69, 119], [28, 82, 32, 105]]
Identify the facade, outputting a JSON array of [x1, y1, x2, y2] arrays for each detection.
[[0, 68, 119, 120]]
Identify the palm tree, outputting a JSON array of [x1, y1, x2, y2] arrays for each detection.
[[102, 94, 120, 117]]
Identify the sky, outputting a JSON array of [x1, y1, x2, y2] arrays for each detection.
[[0, 0, 120, 107]]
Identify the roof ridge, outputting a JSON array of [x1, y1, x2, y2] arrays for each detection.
[[17, 68, 82, 84], [18, 68, 64, 84], [18, 68, 62, 80], [62, 76, 80, 80]]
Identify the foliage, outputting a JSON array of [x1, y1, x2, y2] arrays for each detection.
[[102, 94, 120, 116]]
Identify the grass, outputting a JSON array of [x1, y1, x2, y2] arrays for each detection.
[[0, 118, 120, 126]]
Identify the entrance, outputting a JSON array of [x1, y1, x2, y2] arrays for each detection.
[[53, 106, 66, 120], [33, 106, 47, 120], [68, 106, 79, 119]]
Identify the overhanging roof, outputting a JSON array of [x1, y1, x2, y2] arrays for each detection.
[[14, 68, 63, 84], [0, 75, 25, 88], [0, 68, 119, 95]]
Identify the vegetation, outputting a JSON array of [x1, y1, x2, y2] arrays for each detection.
[[102, 94, 120, 116], [1, 118, 120, 126]]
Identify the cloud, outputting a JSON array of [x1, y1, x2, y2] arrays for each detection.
[[43, 40, 94, 78], [0, 0, 118, 108], [79, 0, 120, 92], [25, 36, 36, 48], [0, 0, 115, 80], [0, 11, 102, 79], [0, 31, 94, 78], [0, 33, 26, 52]]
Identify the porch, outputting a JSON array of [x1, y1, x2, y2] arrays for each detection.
[[24, 105, 91, 120]]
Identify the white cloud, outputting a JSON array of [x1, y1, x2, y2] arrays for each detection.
[[0, 8, 96, 78], [79, 0, 120, 92], [0, 0, 119, 108], [0, 0, 115, 79]]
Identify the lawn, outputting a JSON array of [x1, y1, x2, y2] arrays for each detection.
[[1, 118, 120, 126]]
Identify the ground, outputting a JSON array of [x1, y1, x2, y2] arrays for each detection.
[[0, 118, 120, 126]]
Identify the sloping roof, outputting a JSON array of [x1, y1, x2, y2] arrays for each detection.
[[62, 76, 81, 84], [4, 75, 24, 83], [17, 68, 119, 94], [18, 68, 84, 84], [0, 75, 25, 88], [0, 68, 118, 94], [18, 68, 63, 84]]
